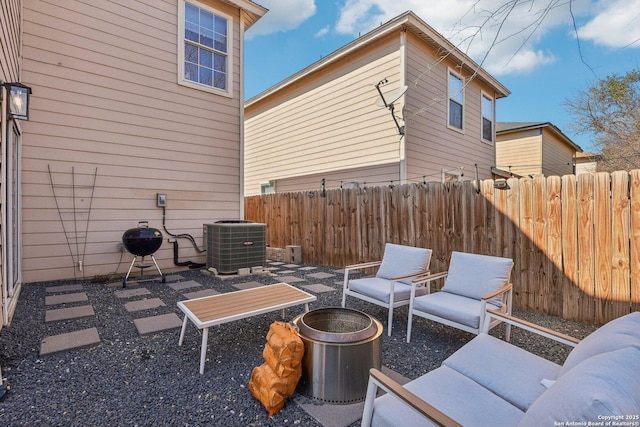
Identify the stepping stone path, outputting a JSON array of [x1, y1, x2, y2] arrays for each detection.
[[36, 264, 334, 358], [133, 313, 182, 335], [124, 298, 166, 312], [41, 284, 99, 355], [40, 327, 101, 356], [45, 305, 95, 323], [45, 292, 88, 306], [39, 276, 189, 356], [183, 289, 220, 299]]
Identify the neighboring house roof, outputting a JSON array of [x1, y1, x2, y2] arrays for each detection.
[[223, 0, 267, 28], [246, 10, 510, 108], [496, 121, 583, 153], [575, 151, 602, 161]]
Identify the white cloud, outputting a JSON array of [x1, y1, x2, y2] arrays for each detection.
[[333, 0, 601, 75], [577, 0, 640, 48], [315, 25, 330, 38], [246, 0, 316, 39]]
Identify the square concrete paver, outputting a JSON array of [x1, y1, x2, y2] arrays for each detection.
[[276, 276, 306, 283], [269, 262, 285, 265], [302, 284, 336, 293], [114, 288, 151, 298], [168, 280, 202, 291], [40, 327, 101, 356], [45, 284, 84, 293], [282, 264, 300, 268], [232, 281, 264, 290], [183, 289, 220, 299], [164, 274, 184, 283], [133, 313, 183, 335], [45, 292, 88, 306], [307, 272, 336, 279], [298, 266, 317, 271], [124, 298, 166, 312], [45, 305, 95, 323]]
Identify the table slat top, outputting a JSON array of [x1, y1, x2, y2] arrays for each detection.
[[177, 283, 316, 328]]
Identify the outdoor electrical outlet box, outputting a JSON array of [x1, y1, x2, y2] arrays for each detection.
[[157, 193, 167, 207]]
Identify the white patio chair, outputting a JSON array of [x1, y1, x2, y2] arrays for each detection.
[[406, 251, 513, 343], [342, 243, 432, 336]]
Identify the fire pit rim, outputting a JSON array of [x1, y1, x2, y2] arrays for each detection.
[[295, 306, 380, 343]]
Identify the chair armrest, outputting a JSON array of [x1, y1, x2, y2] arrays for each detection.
[[367, 368, 462, 427], [390, 269, 430, 281], [485, 309, 581, 347], [412, 270, 448, 284], [481, 283, 512, 301], [344, 261, 382, 272]]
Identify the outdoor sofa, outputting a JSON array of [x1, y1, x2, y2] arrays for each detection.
[[362, 309, 640, 426]]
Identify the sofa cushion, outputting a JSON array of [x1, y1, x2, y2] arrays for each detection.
[[349, 277, 427, 304], [372, 366, 524, 427], [412, 291, 500, 329], [376, 243, 432, 285], [519, 346, 640, 427], [441, 252, 513, 301], [559, 311, 640, 377], [443, 334, 561, 412]]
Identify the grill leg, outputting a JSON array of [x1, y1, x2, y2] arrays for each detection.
[[150, 255, 165, 283], [123, 256, 138, 288]]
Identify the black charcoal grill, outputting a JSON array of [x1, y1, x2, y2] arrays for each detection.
[[122, 221, 165, 287]]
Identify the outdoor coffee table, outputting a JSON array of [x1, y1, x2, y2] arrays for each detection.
[[177, 282, 316, 374]]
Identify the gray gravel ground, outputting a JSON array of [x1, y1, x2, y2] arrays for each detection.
[[0, 264, 597, 426]]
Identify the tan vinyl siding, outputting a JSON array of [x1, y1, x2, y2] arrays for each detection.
[[245, 33, 403, 196], [1, 0, 21, 82], [541, 127, 575, 176], [496, 129, 543, 176], [21, 0, 244, 282], [273, 163, 400, 194], [404, 32, 496, 183]]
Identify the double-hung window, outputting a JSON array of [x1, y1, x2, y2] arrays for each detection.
[[179, 1, 232, 94], [448, 69, 464, 131], [481, 92, 494, 143]]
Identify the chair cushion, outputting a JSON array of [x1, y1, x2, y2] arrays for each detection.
[[441, 251, 513, 301], [412, 291, 499, 330], [559, 311, 640, 377], [371, 366, 524, 427], [376, 243, 432, 285], [518, 346, 640, 427], [443, 334, 561, 412], [349, 277, 427, 304]]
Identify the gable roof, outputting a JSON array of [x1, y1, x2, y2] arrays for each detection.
[[496, 121, 583, 153], [246, 10, 510, 107]]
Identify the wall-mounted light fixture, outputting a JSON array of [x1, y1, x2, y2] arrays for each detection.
[[3, 82, 32, 121]]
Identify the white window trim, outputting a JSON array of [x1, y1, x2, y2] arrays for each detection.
[[481, 91, 495, 145], [447, 68, 465, 134], [441, 168, 461, 183], [178, 0, 233, 97], [261, 181, 275, 194]]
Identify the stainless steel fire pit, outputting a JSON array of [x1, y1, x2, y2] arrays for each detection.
[[293, 307, 383, 404]]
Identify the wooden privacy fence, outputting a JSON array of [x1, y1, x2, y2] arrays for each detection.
[[245, 170, 640, 325]]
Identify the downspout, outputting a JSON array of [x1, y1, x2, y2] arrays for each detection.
[[399, 27, 407, 185], [239, 10, 246, 219]]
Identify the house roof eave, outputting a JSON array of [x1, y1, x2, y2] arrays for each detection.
[[246, 10, 509, 108], [497, 121, 583, 153], [222, 0, 267, 29]]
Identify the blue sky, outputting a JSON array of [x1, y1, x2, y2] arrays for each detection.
[[245, 0, 640, 153]]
